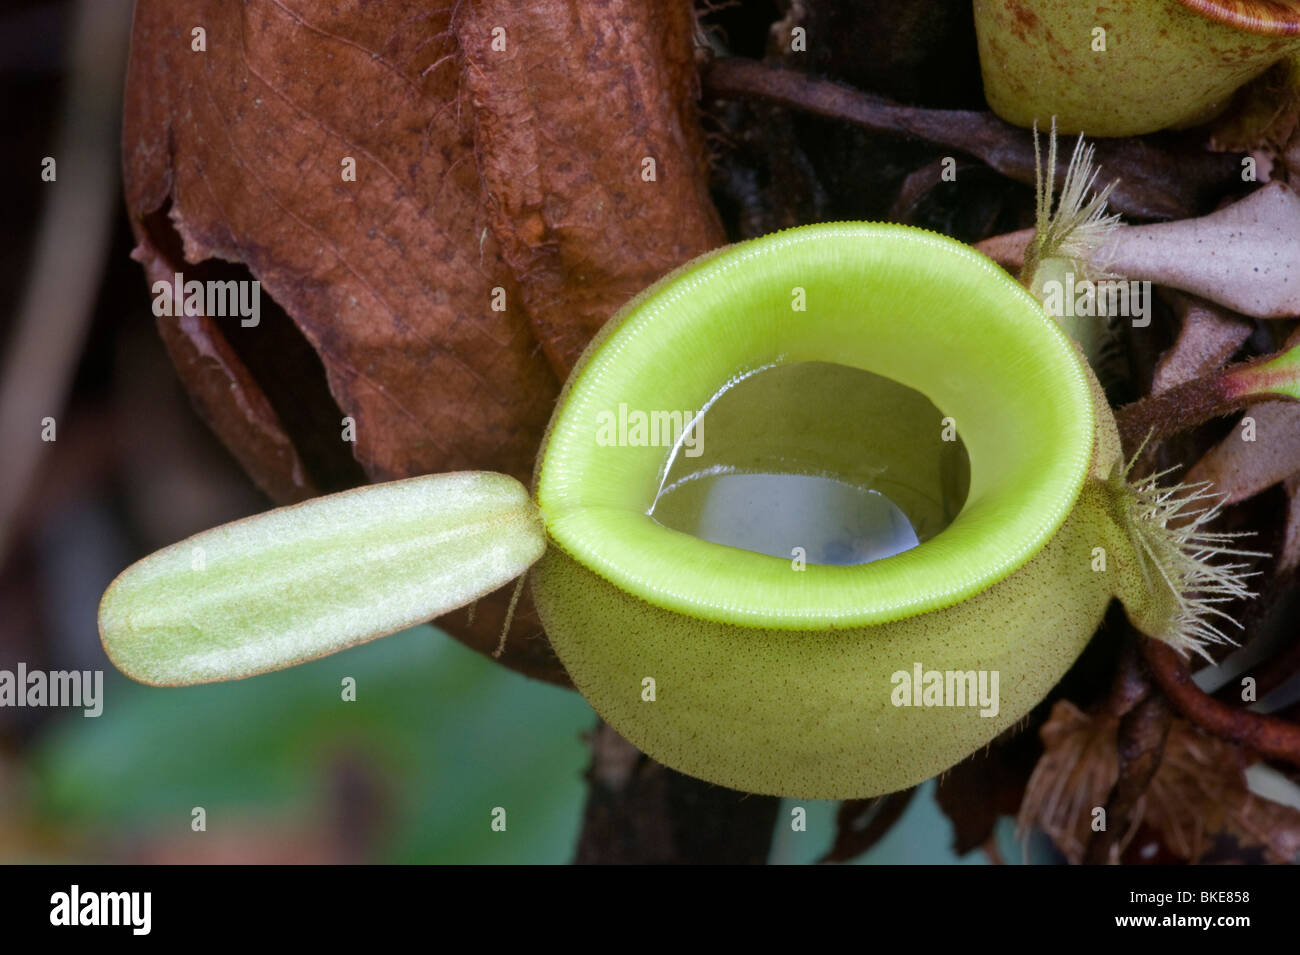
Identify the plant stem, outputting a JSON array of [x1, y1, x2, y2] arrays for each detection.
[[1142, 639, 1300, 768], [699, 57, 1242, 221], [1116, 355, 1300, 457]]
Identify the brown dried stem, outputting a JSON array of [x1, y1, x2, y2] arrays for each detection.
[[1142, 638, 1300, 768], [1115, 354, 1300, 458], [700, 56, 1243, 221]]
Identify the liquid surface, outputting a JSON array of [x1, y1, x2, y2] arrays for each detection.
[[653, 470, 920, 566], [648, 361, 968, 567]]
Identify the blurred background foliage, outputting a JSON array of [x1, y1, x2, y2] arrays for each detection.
[[30, 626, 596, 864]]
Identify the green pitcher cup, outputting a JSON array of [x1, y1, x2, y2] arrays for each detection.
[[974, 0, 1300, 136]]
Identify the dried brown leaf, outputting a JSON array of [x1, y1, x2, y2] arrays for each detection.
[[1186, 401, 1300, 504], [1084, 695, 1173, 864], [1017, 701, 1120, 864], [1020, 700, 1300, 863], [1150, 292, 1254, 395], [820, 788, 916, 864], [457, 1, 724, 375], [934, 734, 1038, 856], [1209, 57, 1300, 181], [122, 0, 723, 681], [1144, 720, 1300, 864]]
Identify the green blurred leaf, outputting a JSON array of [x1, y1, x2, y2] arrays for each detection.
[[34, 625, 595, 863]]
